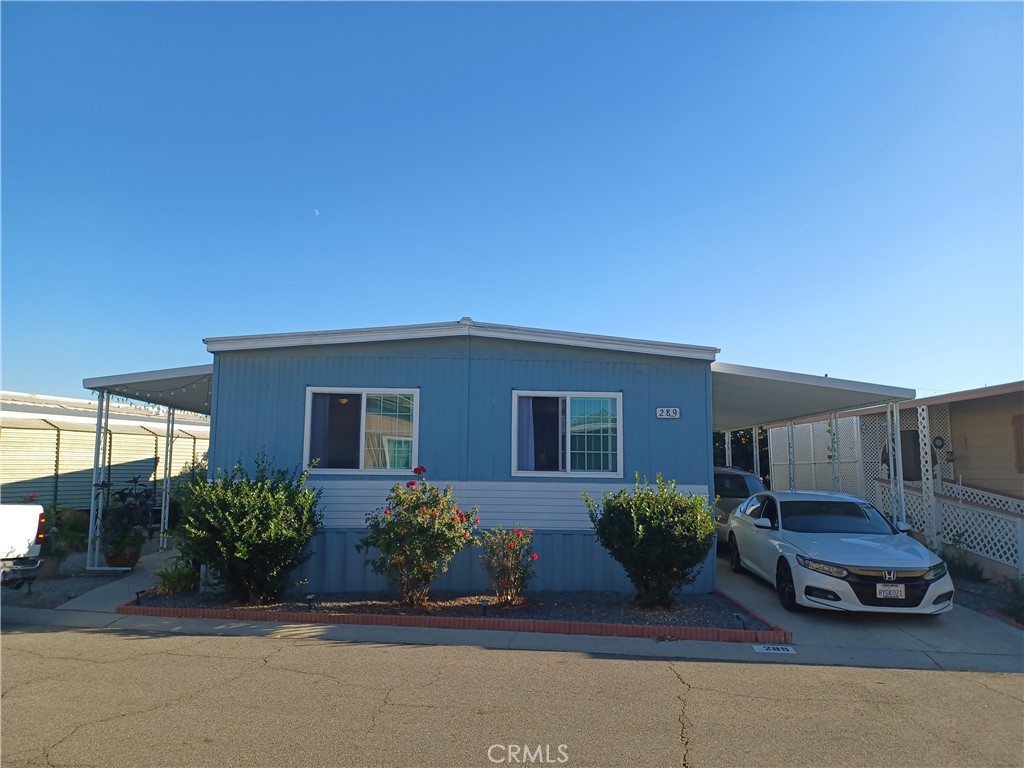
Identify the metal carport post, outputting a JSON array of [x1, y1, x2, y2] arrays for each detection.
[[86, 391, 130, 572]]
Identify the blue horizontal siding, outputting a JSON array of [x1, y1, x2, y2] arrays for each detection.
[[211, 335, 711, 485], [290, 528, 715, 596]]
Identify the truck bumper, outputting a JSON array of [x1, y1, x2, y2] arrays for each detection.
[[1, 557, 45, 589]]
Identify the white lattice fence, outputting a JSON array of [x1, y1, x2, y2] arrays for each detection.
[[940, 500, 1021, 569], [939, 482, 1024, 516], [877, 479, 1024, 576]]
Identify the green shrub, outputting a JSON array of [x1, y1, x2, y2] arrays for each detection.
[[356, 466, 478, 606], [479, 526, 538, 604], [175, 455, 322, 604], [167, 455, 208, 532], [584, 474, 715, 607], [152, 554, 199, 595], [40, 505, 89, 553]]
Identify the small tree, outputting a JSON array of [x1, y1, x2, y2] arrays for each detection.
[[356, 467, 478, 606], [176, 455, 322, 603], [584, 474, 715, 607], [479, 526, 539, 604]]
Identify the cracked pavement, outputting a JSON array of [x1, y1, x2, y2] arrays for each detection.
[[2, 626, 1022, 768]]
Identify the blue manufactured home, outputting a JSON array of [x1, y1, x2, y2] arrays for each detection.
[[204, 318, 720, 593]]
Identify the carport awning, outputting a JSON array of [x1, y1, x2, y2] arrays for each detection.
[[83, 365, 213, 415], [711, 362, 914, 432], [83, 361, 913, 431]]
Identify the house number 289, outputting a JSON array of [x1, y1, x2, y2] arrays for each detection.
[[656, 408, 680, 419]]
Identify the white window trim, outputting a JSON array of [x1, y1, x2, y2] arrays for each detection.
[[511, 390, 623, 479], [303, 386, 420, 474]]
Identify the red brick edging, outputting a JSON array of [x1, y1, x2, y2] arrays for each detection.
[[116, 600, 792, 644]]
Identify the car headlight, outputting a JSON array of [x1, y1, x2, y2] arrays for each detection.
[[925, 561, 948, 581], [795, 555, 849, 579]]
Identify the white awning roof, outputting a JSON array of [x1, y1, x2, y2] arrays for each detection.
[[83, 360, 912, 430], [83, 365, 213, 415], [711, 362, 915, 432]]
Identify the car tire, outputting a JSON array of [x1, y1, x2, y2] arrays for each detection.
[[728, 535, 744, 574], [776, 559, 799, 612]]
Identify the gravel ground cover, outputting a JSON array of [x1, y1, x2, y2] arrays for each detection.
[[139, 588, 775, 632]]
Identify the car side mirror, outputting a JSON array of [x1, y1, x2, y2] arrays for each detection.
[[753, 518, 773, 529], [895, 521, 912, 533]]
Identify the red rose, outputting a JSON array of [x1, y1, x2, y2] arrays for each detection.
[[508, 542, 516, 549], [515, 529, 523, 538], [413, 466, 426, 476], [531, 553, 539, 561], [474, 517, 480, 525], [406, 480, 417, 489], [384, 508, 391, 516], [501, 579, 507, 586]]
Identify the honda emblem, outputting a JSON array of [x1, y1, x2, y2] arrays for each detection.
[[883, 570, 896, 581]]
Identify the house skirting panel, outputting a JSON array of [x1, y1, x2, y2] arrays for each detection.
[[290, 528, 716, 595]]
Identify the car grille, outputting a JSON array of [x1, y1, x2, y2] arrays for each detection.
[[845, 570, 928, 607]]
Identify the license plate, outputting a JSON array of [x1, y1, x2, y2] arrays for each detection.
[[876, 583, 905, 599]]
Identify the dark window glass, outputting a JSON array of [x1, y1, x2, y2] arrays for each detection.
[[532, 397, 561, 471], [781, 501, 895, 534], [309, 393, 362, 469]]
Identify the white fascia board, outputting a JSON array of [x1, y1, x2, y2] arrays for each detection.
[[203, 321, 469, 352], [82, 364, 214, 391], [204, 318, 720, 361], [712, 361, 915, 401]]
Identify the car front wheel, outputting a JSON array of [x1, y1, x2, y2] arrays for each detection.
[[776, 559, 799, 611]]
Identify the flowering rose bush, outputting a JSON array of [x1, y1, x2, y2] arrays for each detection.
[[356, 467, 478, 606], [479, 525, 538, 604]]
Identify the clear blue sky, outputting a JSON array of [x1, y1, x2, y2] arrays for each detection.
[[2, 2, 1021, 402]]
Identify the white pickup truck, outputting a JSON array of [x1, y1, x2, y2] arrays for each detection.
[[1, 504, 47, 589]]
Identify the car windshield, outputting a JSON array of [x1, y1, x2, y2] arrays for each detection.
[[780, 501, 896, 535]]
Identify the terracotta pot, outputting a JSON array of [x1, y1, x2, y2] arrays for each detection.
[[105, 551, 141, 568]]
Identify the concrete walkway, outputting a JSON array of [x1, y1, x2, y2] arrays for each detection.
[[3, 549, 1021, 673]]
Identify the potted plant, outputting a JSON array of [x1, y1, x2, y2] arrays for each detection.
[[99, 476, 152, 567]]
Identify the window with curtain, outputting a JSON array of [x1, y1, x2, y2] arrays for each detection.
[[306, 389, 417, 471], [513, 391, 621, 476]]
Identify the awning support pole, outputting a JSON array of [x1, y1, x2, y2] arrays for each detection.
[[787, 421, 796, 491], [86, 391, 130, 572], [830, 411, 841, 493], [752, 427, 761, 480], [724, 430, 732, 467], [892, 403, 907, 525], [160, 408, 175, 550], [918, 405, 937, 546]]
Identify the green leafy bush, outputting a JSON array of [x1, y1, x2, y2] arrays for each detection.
[[176, 455, 322, 603], [479, 526, 538, 604], [100, 476, 152, 558], [356, 466, 478, 606], [584, 474, 715, 607], [43, 505, 88, 553], [152, 554, 199, 595], [167, 455, 209, 532]]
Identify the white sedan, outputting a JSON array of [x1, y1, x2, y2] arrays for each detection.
[[725, 490, 955, 614]]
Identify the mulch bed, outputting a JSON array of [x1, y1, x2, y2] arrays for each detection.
[[121, 589, 791, 644]]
